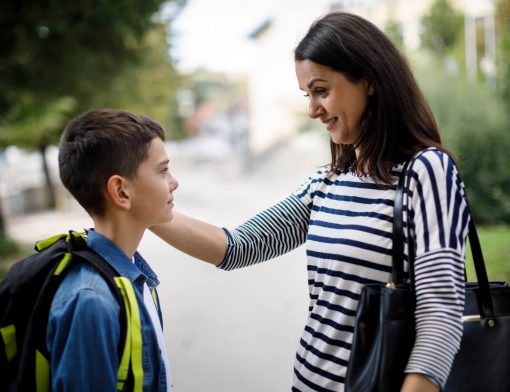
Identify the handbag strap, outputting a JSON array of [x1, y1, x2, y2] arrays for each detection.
[[465, 215, 495, 319], [392, 149, 495, 320], [392, 158, 413, 285]]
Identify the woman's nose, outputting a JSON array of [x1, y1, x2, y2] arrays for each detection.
[[308, 99, 323, 119]]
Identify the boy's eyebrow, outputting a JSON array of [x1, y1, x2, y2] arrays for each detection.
[[158, 159, 170, 166]]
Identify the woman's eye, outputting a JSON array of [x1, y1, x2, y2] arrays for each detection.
[[302, 88, 327, 98]]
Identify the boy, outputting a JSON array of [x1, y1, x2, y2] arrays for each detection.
[[52, 109, 178, 390]]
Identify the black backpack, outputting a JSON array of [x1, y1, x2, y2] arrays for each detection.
[[0, 231, 131, 391]]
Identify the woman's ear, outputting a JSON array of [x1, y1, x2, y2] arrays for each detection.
[[366, 80, 375, 96], [106, 175, 131, 210]]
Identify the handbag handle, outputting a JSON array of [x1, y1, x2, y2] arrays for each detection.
[[392, 158, 413, 285], [465, 217, 495, 320], [392, 150, 495, 321]]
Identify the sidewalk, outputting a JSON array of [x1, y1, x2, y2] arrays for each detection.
[[6, 207, 92, 244]]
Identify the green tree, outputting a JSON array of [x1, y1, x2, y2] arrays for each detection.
[[88, 23, 183, 135], [0, 0, 185, 243], [417, 0, 510, 224], [421, 0, 463, 54]]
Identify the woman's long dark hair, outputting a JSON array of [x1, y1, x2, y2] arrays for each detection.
[[295, 12, 448, 183]]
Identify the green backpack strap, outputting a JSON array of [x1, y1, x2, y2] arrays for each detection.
[[34, 233, 69, 252], [17, 231, 143, 391], [62, 234, 144, 391], [114, 277, 144, 392], [0, 324, 16, 362]]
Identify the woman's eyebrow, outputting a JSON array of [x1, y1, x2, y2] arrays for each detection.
[[307, 78, 328, 89]]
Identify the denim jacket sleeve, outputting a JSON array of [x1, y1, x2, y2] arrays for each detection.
[[47, 263, 121, 392]]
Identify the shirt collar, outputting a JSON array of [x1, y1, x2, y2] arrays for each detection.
[[86, 229, 159, 289]]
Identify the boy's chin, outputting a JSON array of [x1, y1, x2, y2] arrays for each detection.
[[149, 213, 174, 227]]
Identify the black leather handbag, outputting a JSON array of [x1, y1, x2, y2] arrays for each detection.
[[345, 156, 510, 392]]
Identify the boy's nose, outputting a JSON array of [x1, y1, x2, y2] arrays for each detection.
[[169, 176, 179, 192]]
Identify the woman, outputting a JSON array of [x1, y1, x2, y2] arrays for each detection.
[[152, 12, 469, 392]]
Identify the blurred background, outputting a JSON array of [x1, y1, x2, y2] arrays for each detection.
[[1, 0, 509, 390]]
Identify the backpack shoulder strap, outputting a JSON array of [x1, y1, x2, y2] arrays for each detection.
[[16, 231, 142, 392], [65, 233, 144, 391]]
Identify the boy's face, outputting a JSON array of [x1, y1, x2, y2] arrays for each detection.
[[128, 137, 178, 227]]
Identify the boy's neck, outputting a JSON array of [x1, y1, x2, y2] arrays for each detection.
[[92, 216, 145, 260]]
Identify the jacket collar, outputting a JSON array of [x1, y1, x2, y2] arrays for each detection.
[[86, 229, 160, 289]]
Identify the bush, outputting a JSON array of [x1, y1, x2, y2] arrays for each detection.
[[0, 236, 20, 277], [415, 57, 510, 224], [0, 236, 18, 257]]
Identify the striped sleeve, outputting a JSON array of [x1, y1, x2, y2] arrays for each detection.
[[404, 149, 470, 387], [293, 167, 330, 208], [218, 195, 310, 270]]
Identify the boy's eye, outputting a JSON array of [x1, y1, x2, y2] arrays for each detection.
[[303, 93, 310, 98]]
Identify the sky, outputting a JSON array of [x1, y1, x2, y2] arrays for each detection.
[[168, 0, 282, 74]]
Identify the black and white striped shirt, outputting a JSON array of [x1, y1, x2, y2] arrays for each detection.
[[219, 149, 469, 391]]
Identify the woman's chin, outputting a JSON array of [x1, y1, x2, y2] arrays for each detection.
[[330, 136, 354, 146]]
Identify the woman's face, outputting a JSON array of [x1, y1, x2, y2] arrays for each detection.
[[295, 60, 373, 146]]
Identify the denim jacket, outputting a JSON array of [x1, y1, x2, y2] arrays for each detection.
[[46, 230, 169, 391]]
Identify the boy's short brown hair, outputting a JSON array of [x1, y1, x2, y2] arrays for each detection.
[[59, 109, 165, 217]]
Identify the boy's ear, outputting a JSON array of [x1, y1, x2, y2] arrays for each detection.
[[106, 175, 131, 210]]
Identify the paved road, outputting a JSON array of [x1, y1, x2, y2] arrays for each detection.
[[7, 134, 328, 391]]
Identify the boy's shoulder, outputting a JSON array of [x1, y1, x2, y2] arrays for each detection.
[[50, 257, 121, 312]]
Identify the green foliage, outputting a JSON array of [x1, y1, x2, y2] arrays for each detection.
[[420, 0, 463, 54], [86, 23, 182, 134], [0, 0, 185, 149], [0, 236, 20, 277], [416, 57, 510, 224], [0, 236, 18, 257], [0, 0, 185, 237], [0, 96, 76, 148], [416, 0, 510, 225]]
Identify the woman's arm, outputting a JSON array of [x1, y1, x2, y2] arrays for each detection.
[[151, 195, 311, 269], [150, 212, 228, 266], [401, 374, 439, 392], [404, 149, 469, 388]]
